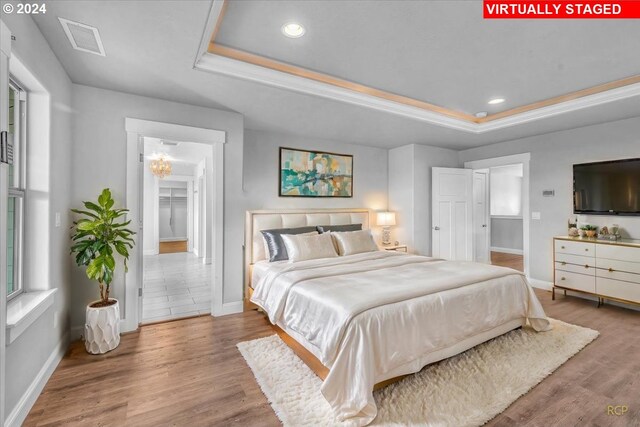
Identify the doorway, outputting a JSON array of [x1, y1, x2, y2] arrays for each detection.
[[141, 138, 214, 323], [486, 164, 524, 272], [123, 118, 225, 333], [465, 153, 530, 277]]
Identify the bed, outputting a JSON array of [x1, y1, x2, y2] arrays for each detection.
[[244, 209, 551, 426]]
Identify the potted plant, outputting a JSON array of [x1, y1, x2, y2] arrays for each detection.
[[70, 189, 135, 354], [580, 224, 598, 238]]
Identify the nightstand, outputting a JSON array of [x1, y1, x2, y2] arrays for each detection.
[[381, 244, 407, 252]]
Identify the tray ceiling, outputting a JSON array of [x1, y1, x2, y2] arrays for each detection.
[[212, 0, 640, 122]]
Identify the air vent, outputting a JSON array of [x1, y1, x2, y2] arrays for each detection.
[[160, 140, 179, 146], [58, 17, 106, 56]]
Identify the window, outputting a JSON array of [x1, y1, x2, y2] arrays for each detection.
[[7, 79, 25, 300]]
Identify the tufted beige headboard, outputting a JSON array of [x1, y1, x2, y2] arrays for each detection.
[[244, 208, 371, 300]]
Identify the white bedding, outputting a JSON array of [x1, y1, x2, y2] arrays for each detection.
[[250, 251, 551, 426]]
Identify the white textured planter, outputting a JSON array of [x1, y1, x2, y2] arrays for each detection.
[[84, 299, 121, 354]]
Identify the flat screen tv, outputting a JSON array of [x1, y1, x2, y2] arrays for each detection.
[[573, 158, 640, 216]]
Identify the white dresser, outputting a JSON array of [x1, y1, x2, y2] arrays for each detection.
[[553, 236, 640, 307]]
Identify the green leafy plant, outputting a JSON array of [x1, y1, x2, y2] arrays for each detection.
[[580, 225, 598, 231], [70, 189, 135, 307]]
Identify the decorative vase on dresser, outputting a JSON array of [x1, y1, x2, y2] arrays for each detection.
[[553, 236, 640, 307]]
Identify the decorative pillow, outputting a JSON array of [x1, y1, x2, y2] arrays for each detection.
[[332, 229, 379, 256], [261, 226, 318, 262], [316, 223, 362, 233], [281, 232, 338, 263]]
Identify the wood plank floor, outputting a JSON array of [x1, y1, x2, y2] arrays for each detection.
[[492, 251, 524, 272], [25, 289, 640, 426], [159, 240, 188, 254]]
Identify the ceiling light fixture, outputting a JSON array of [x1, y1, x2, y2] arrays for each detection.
[[488, 98, 505, 105], [282, 22, 305, 38], [475, 112, 488, 118], [150, 154, 172, 179]]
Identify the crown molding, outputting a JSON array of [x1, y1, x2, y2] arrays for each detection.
[[195, 52, 479, 133], [195, 51, 640, 134], [195, 0, 640, 134]]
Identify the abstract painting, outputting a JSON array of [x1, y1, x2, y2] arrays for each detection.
[[279, 147, 353, 197]]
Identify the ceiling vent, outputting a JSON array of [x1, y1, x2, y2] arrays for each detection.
[[58, 17, 106, 56]]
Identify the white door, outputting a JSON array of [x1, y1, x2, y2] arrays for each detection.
[[473, 170, 490, 263], [432, 167, 473, 261]]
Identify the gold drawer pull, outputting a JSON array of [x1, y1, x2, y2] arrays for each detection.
[[561, 277, 566, 280], [585, 248, 589, 252], [584, 264, 589, 269], [561, 246, 566, 249], [561, 262, 566, 265], [609, 268, 615, 272]]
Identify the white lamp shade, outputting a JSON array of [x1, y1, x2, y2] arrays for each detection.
[[377, 211, 396, 226]]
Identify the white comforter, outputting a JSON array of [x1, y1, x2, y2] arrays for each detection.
[[251, 251, 551, 426]]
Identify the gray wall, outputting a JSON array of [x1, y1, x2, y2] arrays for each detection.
[[389, 144, 460, 255], [243, 129, 388, 239], [491, 218, 523, 251], [70, 84, 245, 329], [460, 116, 640, 282], [3, 13, 73, 419]]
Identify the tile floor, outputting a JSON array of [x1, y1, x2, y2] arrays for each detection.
[[142, 252, 212, 323]]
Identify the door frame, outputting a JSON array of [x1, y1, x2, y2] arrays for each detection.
[[124, 118, 226, 332], [464, 153, 531, 278], [472, 169, 491, 263]]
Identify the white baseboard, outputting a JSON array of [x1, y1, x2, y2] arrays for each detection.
[[214, 301, 243, 316], [143, 249, 159, 256], [5, 332, 69, 427], [490, 246, 524, 255], [527, 277, 553, 290]]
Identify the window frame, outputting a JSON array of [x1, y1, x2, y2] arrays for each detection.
[[6, 78, 26, 301]]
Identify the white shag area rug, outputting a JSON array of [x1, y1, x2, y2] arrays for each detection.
[[237, 319, 598, 427]]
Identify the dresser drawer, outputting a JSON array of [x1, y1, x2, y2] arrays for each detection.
[[555, 240, 596, 256], [596, 277, 640, 303], [555, 253, 595, 267], [596, 244, 640, 263], [595, 258, 640, 275], [555, 262, 595, 276], [596, 268, 640, 285], [554, 270, 596, 293]]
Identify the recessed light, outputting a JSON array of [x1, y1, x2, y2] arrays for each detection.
[[488, 98, 505, 105], [475, 112, 488, 118], [282, 22, 305, 38]]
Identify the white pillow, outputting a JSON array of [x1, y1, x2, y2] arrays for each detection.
[[281, 232, 338, 262], [332, 229, 379, 256]]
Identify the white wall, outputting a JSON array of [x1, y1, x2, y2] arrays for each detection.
[[389, 144, 460, 255], [2, 13, 73, 422], [70, 84, 245, 329], [243, 129, 388, 238], [459, 116, 640, 283], [491, 218, 523, 251]]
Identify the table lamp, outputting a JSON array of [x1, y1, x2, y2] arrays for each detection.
[[377, 211, 396, 245]]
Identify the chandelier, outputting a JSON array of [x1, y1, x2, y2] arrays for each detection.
[[150, 155, 172, 179]]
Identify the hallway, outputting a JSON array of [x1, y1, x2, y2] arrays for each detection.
[[142, 252, 212, 323]]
